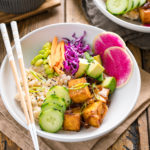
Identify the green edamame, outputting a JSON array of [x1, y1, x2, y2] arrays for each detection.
[[45, 67, 54, 74], [48, 73, 54, 78], [31, 54, 43, 65], [43, 59, 48, 65], [35, 59, 43, 66], [39, 49, 45, 54]]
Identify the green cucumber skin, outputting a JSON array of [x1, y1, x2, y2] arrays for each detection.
[[43, 96, 66, 112], [39, 109, 64, 133], [106, 0, 129, 15], [132, 0, 140, 9], [47, 86, 71, 107], [41, 103, 65, 113]]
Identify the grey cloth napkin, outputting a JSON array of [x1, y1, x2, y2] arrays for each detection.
[[82, 0, 150, 50]]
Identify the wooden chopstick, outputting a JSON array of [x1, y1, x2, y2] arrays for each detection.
[[0, 23, 39, 150], [10, 21, 39, 150]]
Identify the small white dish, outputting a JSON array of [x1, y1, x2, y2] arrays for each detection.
[[0, 23, 141, 142], [94, 0, 150, 33]]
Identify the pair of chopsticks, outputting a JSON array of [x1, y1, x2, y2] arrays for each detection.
[[0, 21, 39, 150]]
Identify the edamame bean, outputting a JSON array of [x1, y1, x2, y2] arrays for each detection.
[[31, 54, 43, 65], [54, 72, 59, 77], [43, 59, 48, 65], [43, 51, 50, 58], [39, 49, 45, 54], [48, 73, 54, 78], [43, 42, 50, 49], [45, 67, 54, 74], [35, 59, 43, 66], [44, 64, 49, 69]]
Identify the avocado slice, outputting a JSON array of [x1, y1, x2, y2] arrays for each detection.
[[93, 55, 102, 65], [101, 77, 116, 93], [87, 60, 104, 78], [75, 58, 89, 78], [97, 73, 104, 82]]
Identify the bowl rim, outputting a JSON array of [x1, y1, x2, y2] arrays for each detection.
[[94, 0, 150, 33], [0, 23, 141, 142]]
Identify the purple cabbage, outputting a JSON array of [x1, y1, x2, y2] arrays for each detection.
[[63, 31, 90, 75]]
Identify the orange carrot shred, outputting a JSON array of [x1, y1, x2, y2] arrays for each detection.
[[54, 66, 64, 74], [51, 37, 58, 67]]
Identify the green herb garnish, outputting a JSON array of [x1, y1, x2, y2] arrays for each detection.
[[30, 70, 46, 82], [84, 52, 94, 63], [69, 83, 90, 90]]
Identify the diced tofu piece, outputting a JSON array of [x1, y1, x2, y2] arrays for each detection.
[[94, 85, 110, 102], [97, 87, 110, 100], [63, 109, 81, 131], [68, 78, 91, 103], [72, 107, 81, 114], [83, 101, 108, 127], [139, 8, 150, 24]]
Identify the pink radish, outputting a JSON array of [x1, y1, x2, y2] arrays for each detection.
[[93, 32, 126, 59], [103, 47, 133, 88]]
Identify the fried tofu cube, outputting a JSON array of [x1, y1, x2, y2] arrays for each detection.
[[68, 78, 91, 103], [72, 107, 81, 114], [97, 85, 110, 100], [139, 8, 150, 24], [83, 101, 108, 127], [63, 109, 81, 131]]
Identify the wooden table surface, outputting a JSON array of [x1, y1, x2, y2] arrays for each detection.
[[0, 0, 150, 150]]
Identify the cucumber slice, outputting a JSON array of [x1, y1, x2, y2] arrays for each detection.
[[139, 0, 146, 6], [132, 0, 140, 9], [39, 109, 63, 133], [41, 103, 65, 113], [106, 0, 129, 15], [126, 0, 134, 12], [43, 95, 66, 112], [47, 86, 71, 107]]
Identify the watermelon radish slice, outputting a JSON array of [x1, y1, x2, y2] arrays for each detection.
[[93, 32, 126, 59], [103, 47, 133, 88]]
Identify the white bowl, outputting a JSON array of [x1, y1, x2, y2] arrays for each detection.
[[94, 0, 150, 33], [0, 23, 141, 142]]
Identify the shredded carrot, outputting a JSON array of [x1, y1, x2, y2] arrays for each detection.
[[48, 38, 65, 73], [54, 42, 61, 67], [57, 41, 65, 69], [54, 66, 64, 74], [48, 56, 52, 67], [51, 37, 58, 67], [61, 41, 65, 61]]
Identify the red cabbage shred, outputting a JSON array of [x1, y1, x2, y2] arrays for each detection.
[[63, 31, 90, 75]]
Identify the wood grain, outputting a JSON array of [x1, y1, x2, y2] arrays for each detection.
[[0, 132, 21, 150], [127, 42, 142, 67], [0, 2, 64, 150], [138, 111, 149, 150], [141, 49, 150, 150], [0, 0, 61, 23], [66, 0, 88, 24], [0, 0, 149, 149]]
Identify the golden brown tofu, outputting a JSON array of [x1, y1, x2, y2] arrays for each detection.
[[94, 85, 110, 102], [83, 101, 108, 128], [72, 107, 81, 114], [63, 110, 81, 131], [139, 8, 150, 24], [68, 78, 91, 103]]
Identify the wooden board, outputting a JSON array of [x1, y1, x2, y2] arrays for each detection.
[[0, 2, 64, 150], [0, 0, 150, 149], [0, 0, 60, 23]]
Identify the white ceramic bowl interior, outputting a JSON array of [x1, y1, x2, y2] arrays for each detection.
[[0, 23, 141, 142], [94, 0, 150, 33]]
